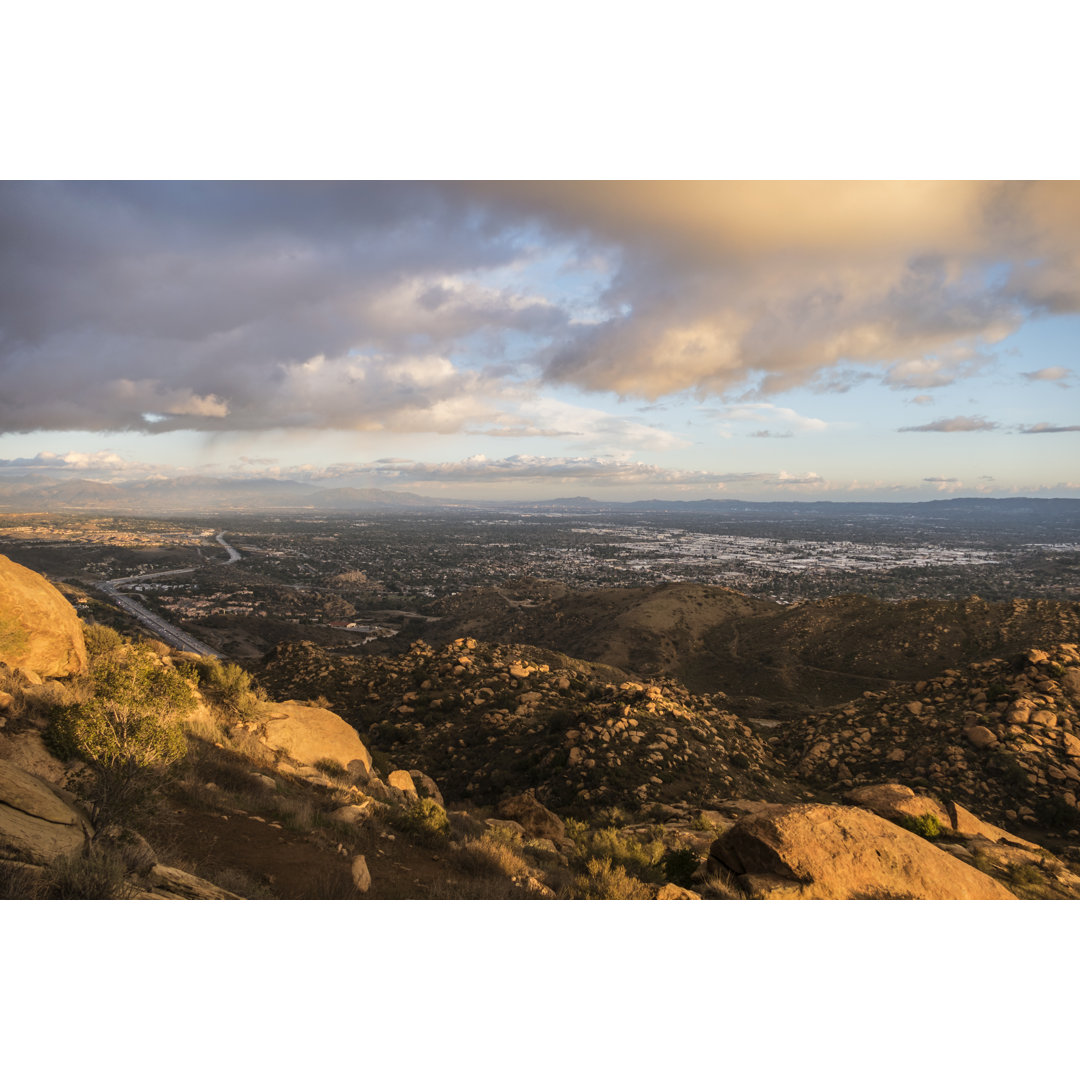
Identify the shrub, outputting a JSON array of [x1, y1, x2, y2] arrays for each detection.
[[391, 797, 450, 847], [47, 643, 195, 828], [897, 812, 942, 839], [569, 857, 652, 900], [662, 846, 701, 887], [576, 826, 666, 881], [83, 623, 125, 659], [193, 657, 263, 721]]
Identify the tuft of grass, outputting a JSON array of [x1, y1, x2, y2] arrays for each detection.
[[700, 868, 744, 900], [46, 851, 138, 900], [0, 861, 46, 899], [450, 835, 531, 880], [314, 758, 348, 779]]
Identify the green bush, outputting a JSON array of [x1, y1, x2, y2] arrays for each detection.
[[898, 812, 942, 840], [83, 623, 125, 659], [193, 657, 263, 721], [48, 643, 195, 828], [392, 797, 450, 847], [662, 847, 701, 887]]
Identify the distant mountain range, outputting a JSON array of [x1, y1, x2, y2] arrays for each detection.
[[1, 474, 1079, 520], [0, 476, 445, 512]]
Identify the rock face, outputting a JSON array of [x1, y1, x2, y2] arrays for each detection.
[[0, 553, 87, 679], [711, 804, 1014, 900], [259, 701, 372, 780], [0, 758, 92, 865]]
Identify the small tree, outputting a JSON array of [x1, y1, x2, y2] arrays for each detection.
[[49, 644, 195, 829]]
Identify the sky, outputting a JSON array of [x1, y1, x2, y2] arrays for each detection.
[[1, 180, 1078, 502]]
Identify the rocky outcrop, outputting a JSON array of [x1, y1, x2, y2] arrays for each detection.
[[0, 758, 91, 865], [779, 643, 1080, 828], [710, 804, 1014, 899], [258, 700, 372, 780], [0, 554, 87, 679]]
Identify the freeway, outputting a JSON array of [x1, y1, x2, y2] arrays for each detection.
[[96, 530, 243, 656]]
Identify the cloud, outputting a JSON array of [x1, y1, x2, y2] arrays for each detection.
[[907, 394, 935, 405], [923, 476, 959, 482], [0, 450, 145, 474], [703, 402, 830, 435], [883, 349, 994, 389], [4, 181, 1080, 438], [1021, 366, 1072, 385], [1018, 422, 1080, 433], [748, 429, 793, 438], [898, 415, 1000, 432]]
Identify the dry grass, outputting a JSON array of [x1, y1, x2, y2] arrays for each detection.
[[449, 834, 531, 880], [699, 868, 745, 900], [566, 857, 653, 900], [0, 860, 47, 899], [46, 851, 139, 900]]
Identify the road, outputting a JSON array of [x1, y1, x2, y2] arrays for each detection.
[[216, 531, 241, 562], [96, 531, 243, 656]]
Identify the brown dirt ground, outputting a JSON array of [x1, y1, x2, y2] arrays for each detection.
[[150, 805, 458, 900]]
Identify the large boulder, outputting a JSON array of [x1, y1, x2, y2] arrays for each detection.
[[0, 554, 87, 679], [0, 758, 92, 865], [259, 701, 372, 780], [711, 804, 1014, 900]]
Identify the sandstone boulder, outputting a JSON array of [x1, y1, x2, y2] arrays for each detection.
[[947, 801, 1039, 850], [496, 790, 566, 841], [845, 783, 948, 826], [0, 758, 91, 865], [0, 554, 87, 678], [656, 883, 701, 900], [711, 804, 1014, 900], [259, 701, 372, 780]]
